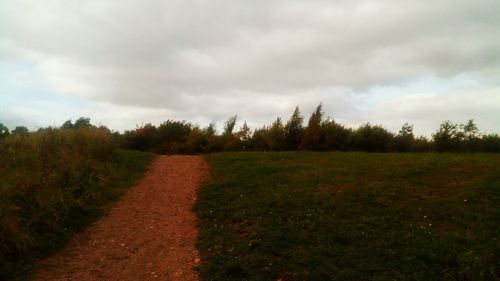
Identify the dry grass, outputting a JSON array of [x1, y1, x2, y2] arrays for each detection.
[[0, 127, 155, 280]]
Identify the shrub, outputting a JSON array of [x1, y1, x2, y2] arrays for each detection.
[[0, 125, 124, 279], [250, 126, 270, 151], [352, 123, 394, 152], [123, 123, 157, 152], [321, 119, 352, 151], [156, 120, 192, 153], [481, 134, 500, 152], [412, 136, 434, 152]]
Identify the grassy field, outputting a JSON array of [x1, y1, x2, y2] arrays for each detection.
[[195, 152, 500, 281], [0, 127, 156, 281]]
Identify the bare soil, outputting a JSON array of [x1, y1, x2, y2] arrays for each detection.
[[33, 155, 209, 281]]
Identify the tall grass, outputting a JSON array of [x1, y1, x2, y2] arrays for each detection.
[[0, 127, 155, 280]]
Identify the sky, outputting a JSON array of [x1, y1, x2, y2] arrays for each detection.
[[1, 0, 499, 136]]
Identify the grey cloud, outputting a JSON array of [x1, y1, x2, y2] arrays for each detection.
[[363, 88, 500, 136], [0, 0, 499, 133], [0, 107, 39, 129]]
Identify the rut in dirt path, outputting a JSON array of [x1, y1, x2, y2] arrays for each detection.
[[34, 155, 209, 281]]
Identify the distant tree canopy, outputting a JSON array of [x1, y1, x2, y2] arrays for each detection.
[[352, 123, 393, 152], [61, 117, 93, 129], [394, 122, 415, 152], [300, 103, 324, 150], [117, 105, 499, 154], [284, 106, 304, 150], [223, 115, 237, 136], [433, 120, 460, 152], [0, 123, 9, 139], [12, 126, 29, 135], [3, 105, 499, 154]]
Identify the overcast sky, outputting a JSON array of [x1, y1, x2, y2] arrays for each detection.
[[1, 0, 499, 136]]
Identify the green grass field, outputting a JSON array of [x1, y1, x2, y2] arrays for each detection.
[[195, 152, 500, 281]]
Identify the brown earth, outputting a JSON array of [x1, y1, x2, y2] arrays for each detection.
[[33, 155, 209, 281]]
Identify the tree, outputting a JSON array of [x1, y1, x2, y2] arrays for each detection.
[[74, 117, 92, 128], [203, 122, 224, 152], [394, 122, 414, 152], [0, 123, 9, 139], [460, 119, 480, 152], [61, 120, 73, 129], [398, 122, 414, 138], [321, 119, 352, 151], [461, 119, 479, 139], [284, 106, 304, 150], [433, 120, 460, 152], [156, 120, 192, 153], [12, 126, 29, 135], [204, 122, 216, 137], [223, 115, 237, 136], [412, 136, 433, 152], [237, 121, 251, 141], [232, 121, 251, 150], [250, 126, 269, 151], [222, 115, 238, 150], [124, 123, 157, 151], [184, 126, 207, 153], [481, 134, 500, 152], [61, 117, 92, 129], [300, 103, 324, 150], [353, 123, 394, 152], [267, 117, 286, 150]]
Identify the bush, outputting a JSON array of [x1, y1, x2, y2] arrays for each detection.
[[248, 118, 286, 151], [123, 123, 158, 152], [412, 136, 434, 152], [155, 120, 192, 153], [352, 123, 394, 152], [481, 134, 500, 152], [321, 119, 352, 151]]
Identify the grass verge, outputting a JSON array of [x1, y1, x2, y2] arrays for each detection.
[[0, 149, 156, 280], [195, 152, 500, 281]]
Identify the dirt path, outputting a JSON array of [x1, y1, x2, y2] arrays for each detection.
[[34, 155, 209, 281]]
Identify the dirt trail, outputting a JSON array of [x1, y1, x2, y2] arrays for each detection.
[[34, 155, 209, 281]]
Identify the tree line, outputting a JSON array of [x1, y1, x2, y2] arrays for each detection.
[[1, 104, 499, 153]]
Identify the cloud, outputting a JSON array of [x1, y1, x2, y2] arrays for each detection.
[[0, 107, 38, 129], [361, 87, 500, 136], [0, 0, 499, 134]]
